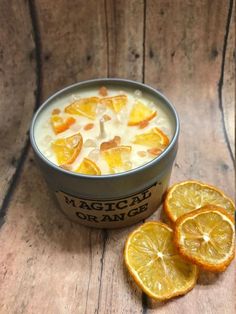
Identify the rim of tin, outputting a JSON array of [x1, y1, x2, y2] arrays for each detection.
[[30, 78, 180, 179]]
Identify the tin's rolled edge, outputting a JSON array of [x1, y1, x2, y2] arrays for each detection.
[[30, 78, 180, 180]]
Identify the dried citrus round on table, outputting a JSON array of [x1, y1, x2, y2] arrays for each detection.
[[124, 222, 198, 301], [50, 115, 76, 134], [174, 205, 235, 272], [128, 101, 156, 126], [51, 133, 83, 165], [102, 145, 132, 173], [133, 127, 169, 149], [100, 95, 127, 112], [64, 97, 99, 120], [164, 180, 235, 223], [75, 158, 101, 175]]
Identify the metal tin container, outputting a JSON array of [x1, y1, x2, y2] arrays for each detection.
[[30, 79, 179, 228]]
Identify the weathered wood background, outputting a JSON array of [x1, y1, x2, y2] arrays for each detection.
[[0, 0, 235, 313]]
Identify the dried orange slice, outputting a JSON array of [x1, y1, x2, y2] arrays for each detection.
[[65, 97, 99, 120], [164, 180, 235, 223], [133, 127, 169, 150], [102, 146, 132, 173], [100, 95, 127, 112], [124, 221, 198, 301], [75, 158, 101, 175], [50, 115, 76, 134], [128, 101, 156, 126], [51, 133, 83, 165], [174, 205, 235, 272]]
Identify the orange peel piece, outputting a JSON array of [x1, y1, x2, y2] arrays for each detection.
[[52, 108, 61, 115], [51, 133, 83, 165], [75, 158, 101, 175], [100, 95, 127, 113], [65, 97, 99, 120], [100, 136, 121, 151], [99, 86, 108, 97], [51, 115, 76, 134], [128, 101, 156, 126], [147, 147, 162, 156], [133, 127, 169, 150]]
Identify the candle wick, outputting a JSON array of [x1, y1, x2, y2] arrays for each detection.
[[98, 118, 106, 139]]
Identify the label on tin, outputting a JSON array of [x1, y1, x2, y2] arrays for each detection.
[[55, 181, 165, 227]]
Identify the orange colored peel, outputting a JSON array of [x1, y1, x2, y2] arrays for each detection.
[[50, 115, 76, 134], [100, 136, 121, 151]]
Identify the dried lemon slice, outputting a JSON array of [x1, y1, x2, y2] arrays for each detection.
[[133, 127, 169, 150], [124, 222, 198, 301], [128, 101, 156, 126], [65, 97, 99, 120], [102, 146, 132, 173], [164, 180, 235, 223], [174, 205, 235, 272], [50, 115, 76, 134], [75, 158, 101, 175], [51, 133, 83, 165], [100, 95, 127, 112]]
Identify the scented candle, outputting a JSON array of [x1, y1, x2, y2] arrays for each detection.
[[30, 79, 179, 228], [34, 86, 174, 175]]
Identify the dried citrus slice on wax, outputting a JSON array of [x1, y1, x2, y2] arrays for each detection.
[[124, 222, 198, 301], [128, 101, 156, 126], [133, 127, 169, 150], [50, 115, 76, 134], [75, 158, 101, 175], [164, 180, 235, 223], [65, 97, 99, 120], [100, 95, 127, 113], [51, 133, 83, 165], [174, 205, 235, 272], [102, 145, 132, 173]]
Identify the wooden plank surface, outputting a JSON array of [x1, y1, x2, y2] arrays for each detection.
[[0, 1, 37, 219], [222, 0, 235, 157], [0, 1, 235, 313], [144, 1, 235, 312]]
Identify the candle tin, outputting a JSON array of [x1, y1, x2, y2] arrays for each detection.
[[30, 78, 179, 228]]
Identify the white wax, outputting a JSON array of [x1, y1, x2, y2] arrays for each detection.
[[34, 86, 174, 174]]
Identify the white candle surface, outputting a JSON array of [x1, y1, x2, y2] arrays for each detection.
[[34, 86, 174, 175]]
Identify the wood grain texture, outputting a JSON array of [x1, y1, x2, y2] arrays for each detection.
[[0, 152, 105, 314], [36, 0, 108, 101], [0, 1, 36, 216], [222, 0, 235, 157], [145, 0, 235, 196], [106, 0, 144, 80], [97, 1, 145, 313], [0, 0, 235, 313], [144, 0, 235, 313]]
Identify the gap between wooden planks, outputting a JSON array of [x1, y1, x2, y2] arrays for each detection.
[[0, 0, 235, 313]]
